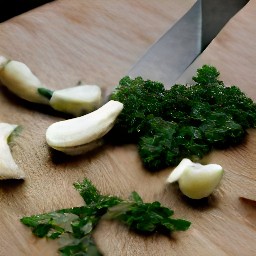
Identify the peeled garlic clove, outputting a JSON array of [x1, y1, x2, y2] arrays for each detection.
[[0, 59, 49, 104], [46, 100, 123, 154], [178, 163, 223, 199], [167, 158, 223, 199], [49, 84, 102, 116], [0, 123, 25, 180]]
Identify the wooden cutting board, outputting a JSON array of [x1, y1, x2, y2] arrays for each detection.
[[0, 0, 255, 255]]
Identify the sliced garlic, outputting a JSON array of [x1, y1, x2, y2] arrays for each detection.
[[49, 84, 102, 116], [0, 123, 25, 180], [167, 158, 223, 199], [46, 100, 123, 154], [0, 59, 49, 104]]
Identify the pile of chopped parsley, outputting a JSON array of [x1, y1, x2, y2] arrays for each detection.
[[21, 179, 190, 256], [109, 65, 256, 170]]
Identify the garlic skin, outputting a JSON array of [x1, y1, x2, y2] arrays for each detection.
[[46, 100, 123, 154], [0, 56, 8, 68], [167, 158, 223, 199], [0, 123, 25, 180], [0, 59, 49, 104], [49, 84, 102, 116]]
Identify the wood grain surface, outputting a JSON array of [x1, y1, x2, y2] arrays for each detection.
[[0, 0, 255, 256]]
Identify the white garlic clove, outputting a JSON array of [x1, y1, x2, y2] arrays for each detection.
[[0, 59, 49, 104], [0, 123, 25, 180], [167, 158, 223, 199], [49, 84, 102, 116], [46, 100, 123, 154]]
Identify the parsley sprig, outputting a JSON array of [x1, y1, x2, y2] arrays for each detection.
[[21, 179, 191, 255]]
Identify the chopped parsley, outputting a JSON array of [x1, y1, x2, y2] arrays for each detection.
[[109, 65, 256, 170]]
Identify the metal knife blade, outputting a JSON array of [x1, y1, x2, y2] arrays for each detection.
[[127, 0, 249, 87]]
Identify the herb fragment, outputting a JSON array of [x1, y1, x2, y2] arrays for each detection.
[[21, 179, 190, 255], [104, 191, 190, 233], [38, 87, 54, 100], [109, 65, 256, 170]]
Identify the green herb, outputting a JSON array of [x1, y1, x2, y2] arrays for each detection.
[[21, 179, 190, 255], [103, 191, 190, 234], [109, 65, 256, 170], [38, 87, 54, 100]]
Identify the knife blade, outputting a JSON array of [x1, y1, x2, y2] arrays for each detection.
[[127, 0, 249, 87]]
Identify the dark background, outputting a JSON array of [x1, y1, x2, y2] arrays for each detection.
[[0, 0, 54, 22]]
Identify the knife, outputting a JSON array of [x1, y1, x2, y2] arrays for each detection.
[[127, 0, 249, 86]]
